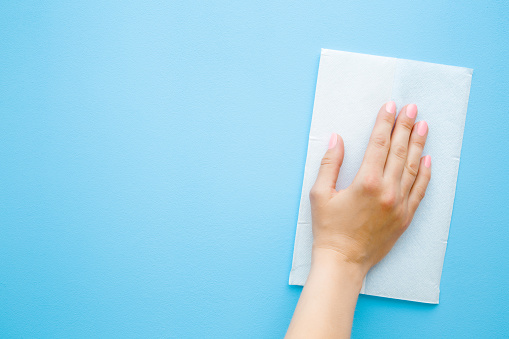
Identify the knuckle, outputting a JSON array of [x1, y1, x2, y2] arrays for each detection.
[[380, 190, 397, 209], [391, 144, 407, 161], [320, 156, 335, 167], [370, 134, 389, 150], [360, 174, 382, 194], [410, 138, 426, 149], [400, 119, 414, 132], [396, 205, 406, 219], [405, 161, 419, 177], [414, 186, 427, 200], [309, 187, 320, 201], [309, 186, 326, 201], [400, 220, 411, 232], [381, 113, 395, 125]]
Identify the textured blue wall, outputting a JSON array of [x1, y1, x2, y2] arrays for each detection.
[[0, 1, 507, 337]]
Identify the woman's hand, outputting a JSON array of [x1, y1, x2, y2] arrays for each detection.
[[311, 102, 431, 276], [286, 102, 431, 339]]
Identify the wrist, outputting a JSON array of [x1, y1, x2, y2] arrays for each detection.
[[310, 246, 367, 291]]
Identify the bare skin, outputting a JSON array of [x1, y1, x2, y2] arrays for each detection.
[[286, 102, 431, 338]]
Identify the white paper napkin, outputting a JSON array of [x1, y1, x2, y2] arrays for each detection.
[[289, 49, 473, 304]]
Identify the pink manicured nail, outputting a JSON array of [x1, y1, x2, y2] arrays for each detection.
[[328, 133, 338, 149], [386, 101, 396, 114], [406, 104, 417, 119], [417, 121, 428, 136], [424, 155, 431, 168]]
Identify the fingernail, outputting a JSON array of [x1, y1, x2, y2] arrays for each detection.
[[417, 121, 428, 136], [328, 133, 338, 149], [386, 101, 396, 114], [424, 155, 431, 168], [406, 104, 417, 119]]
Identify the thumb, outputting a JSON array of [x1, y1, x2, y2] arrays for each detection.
[[313, 133, 345, 193]]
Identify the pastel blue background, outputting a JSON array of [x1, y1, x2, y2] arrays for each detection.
[[1, 1, 507, 338]]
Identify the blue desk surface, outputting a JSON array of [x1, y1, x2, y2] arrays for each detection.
[[1, 1, 507, 337]]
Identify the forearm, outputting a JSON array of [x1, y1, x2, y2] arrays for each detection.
[[286, 248, 365, 339]]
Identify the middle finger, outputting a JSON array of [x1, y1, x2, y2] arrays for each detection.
[[384, 104, 418, 181]]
